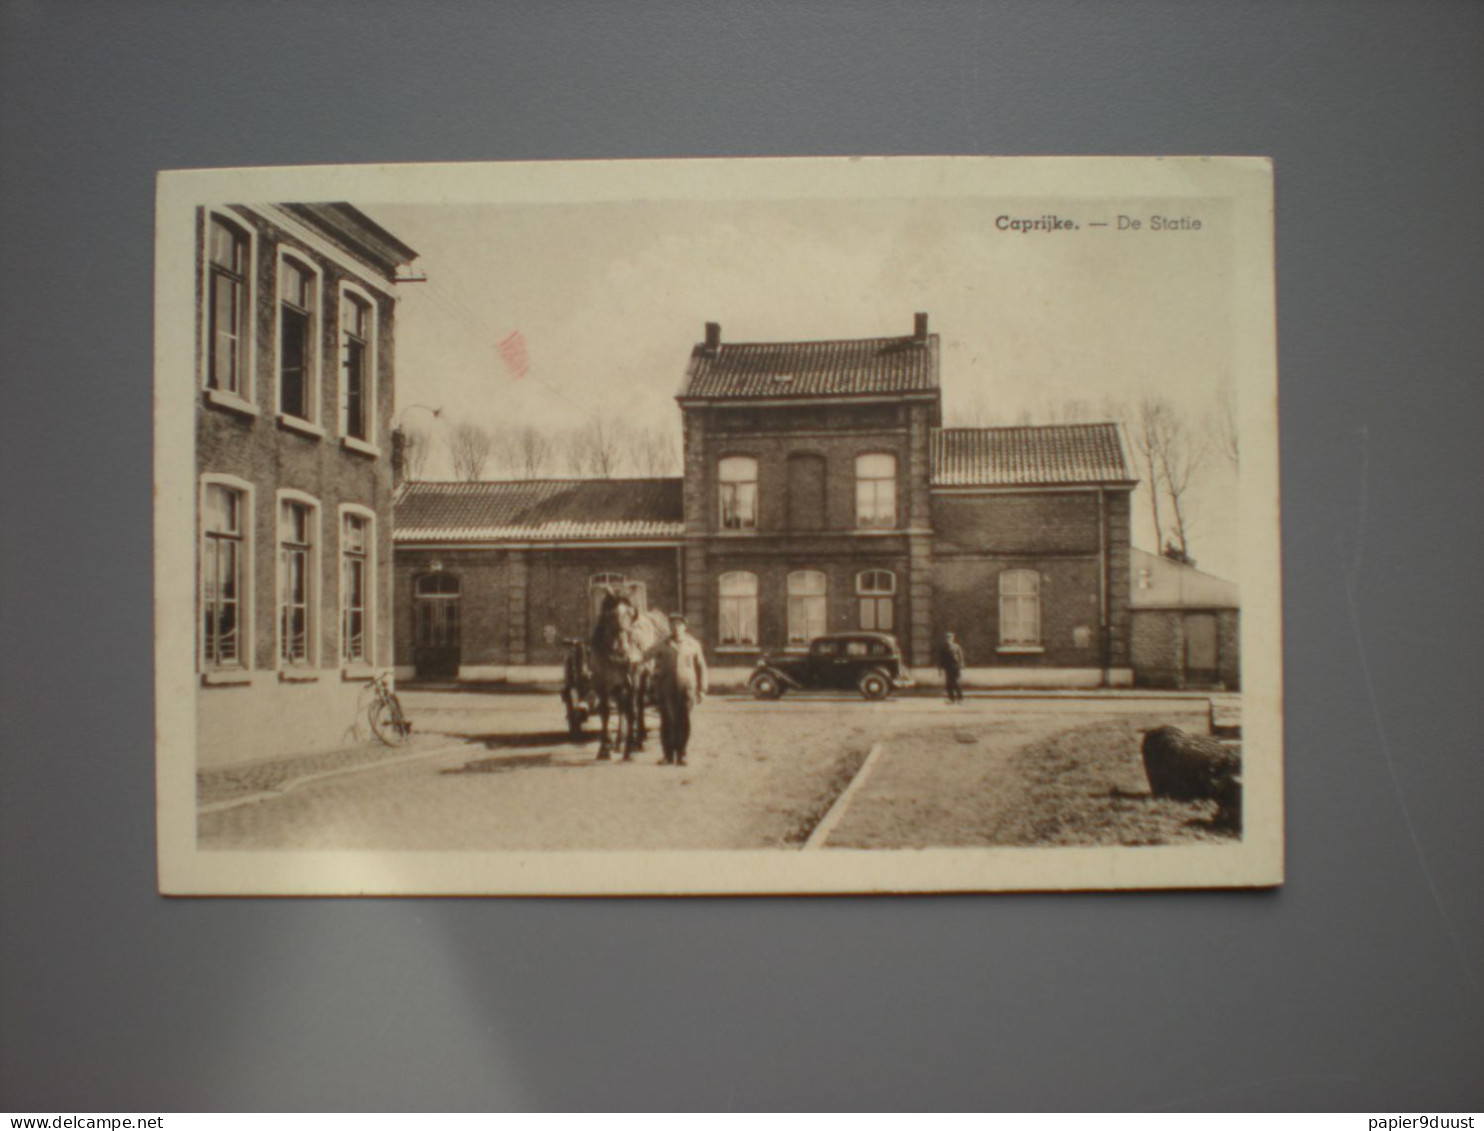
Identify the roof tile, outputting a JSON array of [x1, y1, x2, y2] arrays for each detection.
[[395, 479, 683, 542], [682, 334, 939, 400], [932, 424, 1134, 486]]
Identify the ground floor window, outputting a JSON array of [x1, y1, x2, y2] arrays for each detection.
[[787, 569, 828, 645], [718, 571, 758, 647], [857, 569, 895, 632], [279, 497, 317, 666], [999, 569, 1041, 646], [202, 482, 247, 668], [341, 511, 371, 664]]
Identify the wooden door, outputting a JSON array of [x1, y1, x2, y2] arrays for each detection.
[[1184, 612, 1219, 686]]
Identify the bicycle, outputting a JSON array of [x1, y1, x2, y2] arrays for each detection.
[[368, 671, 413, 747]]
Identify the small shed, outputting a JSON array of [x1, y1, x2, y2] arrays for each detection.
[[1129, 549, 1240, 690]]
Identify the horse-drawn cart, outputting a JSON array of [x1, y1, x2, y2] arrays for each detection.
[[561, 639, 601, 737]]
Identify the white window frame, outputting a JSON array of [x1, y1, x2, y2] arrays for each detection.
[[338, 282, 380, 456], [274, 247, 324, 437], [855, 452, 898, 529], [199, 474, 256, 678], [718, 571, 760, 651], [275, 490, 322, 674], [999, 569, 1043, 650], [856, 569, 896, 632], [787, 569, 828, 648], [718, 456, 759, 530], [339, 505, 376, 668], [200, 209, 258, 415]]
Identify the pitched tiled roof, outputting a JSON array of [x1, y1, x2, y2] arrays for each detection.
[[932, 424, 1135, 487], [681, 334, 940, 400], [395, 479, 683, 542]]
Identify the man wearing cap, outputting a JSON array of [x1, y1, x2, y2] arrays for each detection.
[[938, 630, 966, 704], [653, 612, 709, 766]]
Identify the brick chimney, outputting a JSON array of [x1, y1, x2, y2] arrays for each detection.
[[704, 322, 721, 352], [914, 312, 929, 341]]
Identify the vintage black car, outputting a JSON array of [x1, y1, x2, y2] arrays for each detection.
[[748, 632, 915, 701]]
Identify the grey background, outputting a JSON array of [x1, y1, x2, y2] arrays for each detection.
[[1, 0, 1480, 1112]]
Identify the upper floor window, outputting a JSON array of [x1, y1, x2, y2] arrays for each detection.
[[999, 569, 1041, 647], [341, 511, 372, 665], [856, 453, 897, 528], [718, 571, 759, 648], [278, 255, 319, 423], [787, 570, 828, 646], [857, 570, 896, 632], [201, 480, 249, 669], [207, 216, 251, 397], [340, 290, 374, 443], [279, 496, 318, 667], [719, 456, 758, 530]]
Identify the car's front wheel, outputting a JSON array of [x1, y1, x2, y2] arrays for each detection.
[[750, 672, 783, 700], [859, 669, 892, 701]]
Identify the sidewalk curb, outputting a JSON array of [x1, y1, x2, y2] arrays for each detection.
[[197, 740, 478, 816], [803, 741, 886, 850]]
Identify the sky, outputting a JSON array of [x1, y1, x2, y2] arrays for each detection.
[[370, 193, 1242, 581]]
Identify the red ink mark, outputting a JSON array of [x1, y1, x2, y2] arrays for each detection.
[[499, 330, 530, 380]]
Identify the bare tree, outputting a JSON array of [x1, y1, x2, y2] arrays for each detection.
[[513, 425, 555, 477], [399, 426, 433, 483], [448, 420, 494, 481], [627, 424, 681, 476], [1127, 394, 1209, 562], [1207, 376, 1239, 469], [1154, 414, 1207, 561], [1129, 395, 1171, 553]]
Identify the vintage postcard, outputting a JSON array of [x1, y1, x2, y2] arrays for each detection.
[[155, 156, 1282, 895]]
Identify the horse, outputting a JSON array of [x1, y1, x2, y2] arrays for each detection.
[[588, 591, 667, 760]]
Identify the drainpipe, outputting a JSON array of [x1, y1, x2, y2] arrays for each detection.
[[1097, 487, 1110, 687]]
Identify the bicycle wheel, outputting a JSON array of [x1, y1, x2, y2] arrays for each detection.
[[369, 696, 411, 746]]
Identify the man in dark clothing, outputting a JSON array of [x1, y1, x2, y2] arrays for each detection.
[[652, 613, 708, 766], [938, 631, 966, 703]]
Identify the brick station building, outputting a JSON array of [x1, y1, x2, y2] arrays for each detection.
[[393, 315, 1140, 688]]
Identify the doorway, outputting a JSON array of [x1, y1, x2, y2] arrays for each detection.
[[413, 572, 461, 678], [1184, 612, 1219, 687]]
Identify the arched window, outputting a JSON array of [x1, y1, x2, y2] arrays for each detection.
[[277, 493, 321, 667], [340, 508, 374, 665], [718, 456, 758, 529], [787, 570, 828, 646], [589, 573, 646, 625], [718, 572, 759, 648], [206, 213, 252, 398], [856, 569, 896, 632], [855, 453, 897, 528], [277, 252, 320, 423], [999, 569, 1041, 647]]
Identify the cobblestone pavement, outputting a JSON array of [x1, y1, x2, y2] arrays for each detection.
[[197, 690, 1225, 851], [197, 731, 465, 807]]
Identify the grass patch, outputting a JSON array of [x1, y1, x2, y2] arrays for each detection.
[[999, 717, 1241, 847]]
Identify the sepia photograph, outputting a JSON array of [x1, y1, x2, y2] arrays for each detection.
[[154, 156, 1283, 894]]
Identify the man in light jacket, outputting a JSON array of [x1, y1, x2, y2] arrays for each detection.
[[653, 613, 708, 766]]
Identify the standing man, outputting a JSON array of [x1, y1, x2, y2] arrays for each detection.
[[654, 613, 709, 766], [938, 631, 966, 704]]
